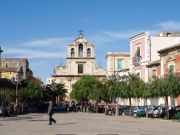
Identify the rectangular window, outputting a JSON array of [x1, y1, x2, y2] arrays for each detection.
[[78, 64, 83, 74], [152, 69, 156, 77], [169, 64, 175, 73], [167, 33, 171, 37], [136, 46, 141, 57], [117, 59, 123, 70]]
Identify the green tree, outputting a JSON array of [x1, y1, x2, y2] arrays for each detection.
[[102, 75, 117, 103], [70, 75, 102, 102], [70, 78, 89, 102], [110, 74, 145, 116], [149, 72, 180, 119], [123, 74, 144, 115], [0, 78, 15, 102], [44, 82, 67, 102], [70, 75, 104, 112], [171, 75, 180, 98], [162, 72, 180, 119], [19, 79, 44, 102], [142, 82, 153, 117]]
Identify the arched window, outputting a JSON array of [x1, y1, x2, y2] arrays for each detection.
[[79, 44, 83, 57], [71, 48, 75, 57], [87, 48, 91, 57]]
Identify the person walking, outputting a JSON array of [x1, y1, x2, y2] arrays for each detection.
[[47, 100, 56, 125]]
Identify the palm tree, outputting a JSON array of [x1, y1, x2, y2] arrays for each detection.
[[45, 82, 67, 102]]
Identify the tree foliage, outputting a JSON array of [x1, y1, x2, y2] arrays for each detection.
[[0, 78, 44, 103], [108, 74, 145, 100], [18, 79, 44, 102], [44, 81, 67, 101], [147, 72, 180, 119], [0, 78, 16, 102], [70, 75, 104, 103]]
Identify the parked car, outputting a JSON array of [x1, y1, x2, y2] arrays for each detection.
[[119, 106, 130, 115], [152, 105, 166, 118], [145, 105, 155, 118], [169, 106, 180, 119], [53, 103, 68, 112], [133, 106, 146, 117], [0, 108, 2, 117], [98, 105, 105, 113]]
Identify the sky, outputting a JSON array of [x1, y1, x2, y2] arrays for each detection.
[[1, 0, 180, 83]]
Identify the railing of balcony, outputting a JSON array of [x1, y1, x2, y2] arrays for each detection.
[[132, 56, 141, 65]]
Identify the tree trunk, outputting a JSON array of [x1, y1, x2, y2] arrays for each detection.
[[105, 102, 108, 115], [95, 102, 98, 113], [21, 102, 24, 113], [145, 98, 148, 118], [129, 97, 132, 116], [81, 102, 83, 112], [165, 96, 169, 119]]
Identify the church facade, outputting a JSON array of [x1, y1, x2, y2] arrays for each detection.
[[50, 33, 106, 98]]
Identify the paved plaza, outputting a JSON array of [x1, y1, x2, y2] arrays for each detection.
[[0, 112, 180, 135]]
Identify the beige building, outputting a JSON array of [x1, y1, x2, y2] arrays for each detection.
[[1, 58, 32, 81], [106, 52, 130, 77], [51, 33, 106, 97]]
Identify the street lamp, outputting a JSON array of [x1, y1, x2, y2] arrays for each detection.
[[15, 75, 19, 106], [12, 70, 22, 115], [0, 46, 3, 78]]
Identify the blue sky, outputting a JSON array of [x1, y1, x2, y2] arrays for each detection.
[[1, 0, 180, 82]]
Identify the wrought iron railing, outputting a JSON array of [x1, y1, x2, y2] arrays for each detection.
[[132, 56, 141, 65]]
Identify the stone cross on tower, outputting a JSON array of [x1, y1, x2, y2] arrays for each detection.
[[79, 30, 83, 38]]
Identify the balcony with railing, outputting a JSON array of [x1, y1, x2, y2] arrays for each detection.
[[132, 56, 141, 65], [132, 46, 141, 65]]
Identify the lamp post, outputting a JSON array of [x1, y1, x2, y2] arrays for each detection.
[[13, 70, 21, 115], [0, 46, 3, 78], [15, 75, 19, 106]]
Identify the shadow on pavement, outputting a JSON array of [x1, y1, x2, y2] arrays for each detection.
[[0, 116, 33, 121], [57, 123, 77, 125], [28, 119, 48, 121], [30, 114, 45, 116], [55, 134, 76, 135]]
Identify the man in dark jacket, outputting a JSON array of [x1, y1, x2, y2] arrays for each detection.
[[48, 100, 56, 125]]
